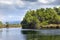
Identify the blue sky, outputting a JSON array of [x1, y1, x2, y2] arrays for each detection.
[[0, 0, 60, 22]]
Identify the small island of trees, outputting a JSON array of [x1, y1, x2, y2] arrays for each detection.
[[21, 7, 60, 29]]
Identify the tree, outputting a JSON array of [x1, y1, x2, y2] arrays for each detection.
[[21, 7, 60, 29], [54, 7, 60, 15], [0, 21, 3, 28], [6, 22, 9, 28], [0, 21, 3, 25]]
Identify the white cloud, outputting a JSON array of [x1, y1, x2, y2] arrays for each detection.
[[38, 0, 55, 4], [0, 0, 25, 7], [56, 5, 60, 8], [16, 0, 25, 7], [0, 0, 13, 5], [0, 0, 59, 22], [30, 2, 36, 5], [0, 14, 6, 22], [0, 13, 22, 22], [3, 15, 23, 22], [38, 0, 48, 3]]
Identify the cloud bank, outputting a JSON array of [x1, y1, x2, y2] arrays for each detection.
[[0, 0, 60, 22]]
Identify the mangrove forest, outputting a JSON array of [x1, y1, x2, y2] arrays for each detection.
[[21, 7, 60, 29]]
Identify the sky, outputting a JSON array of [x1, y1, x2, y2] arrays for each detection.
[[0, 0, 60, 22]]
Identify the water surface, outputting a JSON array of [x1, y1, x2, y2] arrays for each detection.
[[0, 28, 60, 40]]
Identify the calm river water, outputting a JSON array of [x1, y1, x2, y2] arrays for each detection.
[[0, 28, 60, 40]]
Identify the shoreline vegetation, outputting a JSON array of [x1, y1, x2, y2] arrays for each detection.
[[0, 22, 21, 28], [21, 7, 60, 29]]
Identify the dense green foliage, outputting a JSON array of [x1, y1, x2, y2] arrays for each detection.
[[21, 7, 60, 29], [5, 22, 9, 28], [0, 21, 3, 28]]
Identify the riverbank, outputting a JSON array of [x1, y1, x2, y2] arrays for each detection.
[[40, 24, 60, 29], [22, 24, 60, 29], [0, 24, 21, 28]]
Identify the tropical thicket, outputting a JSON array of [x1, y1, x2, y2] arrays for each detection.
[[21, 7, 60, 29]]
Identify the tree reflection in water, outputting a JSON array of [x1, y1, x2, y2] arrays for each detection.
[[0, 29, 2, 40], [21, 30, 60, 40]]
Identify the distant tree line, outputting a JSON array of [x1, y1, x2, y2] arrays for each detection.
[[0, 21, 21, 28], [21, 7, 60, 29]]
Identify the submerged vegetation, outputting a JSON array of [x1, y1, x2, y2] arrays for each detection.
[[21, 7, 60, 29]]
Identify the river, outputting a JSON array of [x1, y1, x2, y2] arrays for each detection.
[[0, 28, 60, 40]]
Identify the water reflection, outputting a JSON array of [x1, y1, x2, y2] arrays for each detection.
[[0, 29, 2, 40], [21, 30, 40, 40], [21, 30, 38, 34], [0, 28, 60, 40], [0, 28, 26, 40], [21, 29, 60, 40]]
